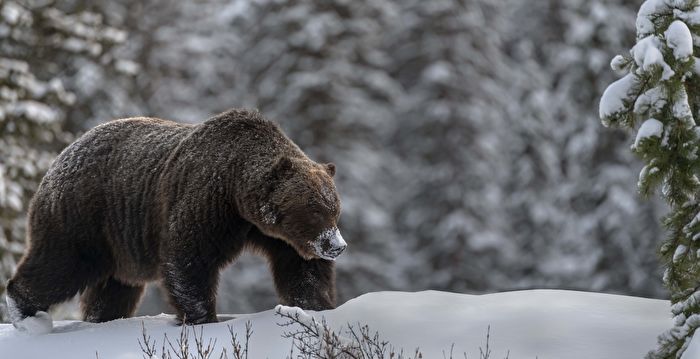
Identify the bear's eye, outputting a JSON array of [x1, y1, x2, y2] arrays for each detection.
[[310, 210, 324, 223]]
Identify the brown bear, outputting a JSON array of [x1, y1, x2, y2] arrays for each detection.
[[5, 108, 346, 331]]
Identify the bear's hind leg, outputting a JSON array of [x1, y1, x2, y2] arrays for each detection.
[[6, 252, 98, 331], [81, 277, 144, 322], [246, 228, 336, 311]]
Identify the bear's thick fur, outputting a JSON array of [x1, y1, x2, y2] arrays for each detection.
[[6, 109, 346, 326]]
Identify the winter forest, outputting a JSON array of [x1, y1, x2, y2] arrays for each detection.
[[3, 0, 700, 357]]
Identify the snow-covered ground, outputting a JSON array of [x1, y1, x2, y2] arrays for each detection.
[[0, 290, 673, 359]]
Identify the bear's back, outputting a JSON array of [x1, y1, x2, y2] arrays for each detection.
[[30, 117, 194, 282], [40, 117, 191, 196]]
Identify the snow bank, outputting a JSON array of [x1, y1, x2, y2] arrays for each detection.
[[683, 332, 700, 359], [0, 290, 673, 359]]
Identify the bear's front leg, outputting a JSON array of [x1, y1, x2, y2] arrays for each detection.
[[246, 228, 336, 310], [161, 260, 219, 325], [274, 257, 336, 311]]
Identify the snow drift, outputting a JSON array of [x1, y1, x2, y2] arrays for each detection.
[[0, 290, 672, 359]]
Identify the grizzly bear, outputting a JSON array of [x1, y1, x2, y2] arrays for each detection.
[[5, 108, 346, 331]]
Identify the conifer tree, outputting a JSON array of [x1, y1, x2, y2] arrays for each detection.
[[600, 0, 700, 357]]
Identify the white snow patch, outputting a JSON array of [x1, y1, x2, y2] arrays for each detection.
[[683, 332, 700, 359], [634, 118, 664, 148], [637, 0, 669, 37], [675, 7, 700, 26], [0, 290, 673, 359], [600, 73, 637, 123], [693, 57, 700, 76], [114, 60, 140, 75], [423, 61, 452, 83], [5, 293, 21, 324], [665, 20, 693, 60], [326, 227, 346, 247], [274, 305, 315, 326], [611, 54, 630, 73], [684, 210, 700, 234], [639, 164, 654, 188], [673, 290, 700, 316], [311, 227, 346, 261], [1, 2, 24, 24], [674, 88, 693, 120], [634, 86, 666, 115], [11, 311, 53, 335], [674, 244, 688, 263], [631, 35, 674, 80]]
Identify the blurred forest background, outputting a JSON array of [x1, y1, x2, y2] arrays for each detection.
[[0, 0, 667, 319]]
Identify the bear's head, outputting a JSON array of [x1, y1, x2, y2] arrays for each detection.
[[258, 156, 346, 260]]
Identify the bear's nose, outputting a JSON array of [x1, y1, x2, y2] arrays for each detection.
[[315, 227, 347, 260], [327, 242, 347, 258], [328, 228, 346, 255]]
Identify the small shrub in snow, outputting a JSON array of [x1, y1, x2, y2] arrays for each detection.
[[275, 306, 510, 359], [137, 321, 252, 359], [131, 308, 512, 359]]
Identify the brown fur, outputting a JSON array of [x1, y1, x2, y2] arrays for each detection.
[[6, 109, 342, 324]]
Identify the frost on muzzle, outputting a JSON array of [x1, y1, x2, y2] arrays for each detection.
[[312, 227, 347, 260]]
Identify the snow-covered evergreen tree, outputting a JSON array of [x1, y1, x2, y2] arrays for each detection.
[[0, 0, 127, 320], [600, 0, 700, 357]]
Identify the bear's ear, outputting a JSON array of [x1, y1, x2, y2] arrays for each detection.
[[325, 163, 336, 177]]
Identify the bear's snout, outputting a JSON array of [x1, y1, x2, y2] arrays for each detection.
[[313, 227, 347, 260]]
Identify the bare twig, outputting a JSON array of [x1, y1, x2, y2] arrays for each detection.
[[275, 307, 422, 359], [193, 325, 218, 359], [138, 321, 158, 358]]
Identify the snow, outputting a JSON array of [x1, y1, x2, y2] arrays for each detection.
[[7, 101, 60, 124], [610, 54, 629, 72], [634, 86, 666, 116], [674, 87, 693, 120], [631, 35, 674, 80], [634, 118, 664, 148], [0, 290, 673, 359], [693, 57, 700, 76], [674, 244, 688, 263], [0, 2, 23, 25], [5, 293, 21, 323], [423, 61, 452, 82], [683, 327, 700, 359], [599, 73, 637, 122], [11, 312, 53, 335], [665, 20, 693, 60], [672, 290, 700, 314], [637, 0, 669, 37], [675, 7, 700, 26], [312, 227, 346, 260]]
